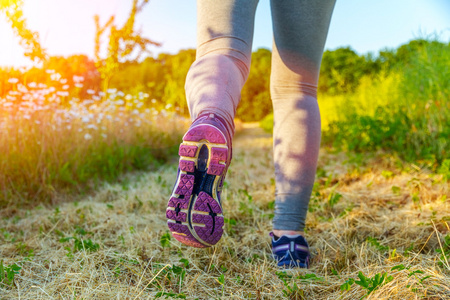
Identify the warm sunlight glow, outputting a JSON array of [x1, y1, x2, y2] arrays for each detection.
[[0, 1, 449, 298]]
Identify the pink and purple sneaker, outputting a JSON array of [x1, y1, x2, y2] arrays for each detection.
[[166, 113, 232, 248]]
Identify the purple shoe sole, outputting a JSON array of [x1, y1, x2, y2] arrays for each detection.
[[166, 123, 229, 248]]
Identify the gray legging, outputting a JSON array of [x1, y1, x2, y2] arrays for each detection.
[[185, 0, 336, 231]]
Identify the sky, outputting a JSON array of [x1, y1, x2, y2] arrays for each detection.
[[0, 0, 449, 68]]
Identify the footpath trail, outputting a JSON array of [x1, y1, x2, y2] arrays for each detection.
[[1, 123, 449, 299]]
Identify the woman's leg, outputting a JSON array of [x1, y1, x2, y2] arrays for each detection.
[[185, 0, 259, 135], [168, 0, 259, 248], [270, 0, 336, 234]]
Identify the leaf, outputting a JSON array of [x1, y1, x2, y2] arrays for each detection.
[[340, 278, 354, 291], [420, 275, 432, 283], [218, 274, 225, 285], [408, 270, 425, 277], [59, 237, 74, 243], [355, 271, 369, 288], [160, 233, 171, 248], [0, 260, 4, 282], [328, 192, 342, 208], [179, 258, 189, 268], [298, 273, 323, 281], [171, 265, 183, 275], [10, 264, 21, 273]]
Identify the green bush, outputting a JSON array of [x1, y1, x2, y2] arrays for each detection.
[[323, 38, 449, 167], [260, 38, 449, 170]]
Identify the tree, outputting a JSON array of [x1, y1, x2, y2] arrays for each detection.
[[94, 0, 160, 94], [319, 47, 366, 94], [0, 0, 47, 63], [237, 48, 272, 121]]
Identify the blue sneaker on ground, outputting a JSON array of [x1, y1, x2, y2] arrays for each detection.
[[270, 232, 310, 268]]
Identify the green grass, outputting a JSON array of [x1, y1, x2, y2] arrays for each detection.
[[261, 38, 449, 170]]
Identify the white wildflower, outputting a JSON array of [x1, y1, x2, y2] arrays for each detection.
[[82, 100, 93, 106], [28, 82, 37, 88], [35, 120, 41, 124], [73, 75, 84, 82], [99, 91, 105, 97], [92, 95, 101, 101], [81, 116, 90, 123], [8, 78, 19, 84], [50, 73, 62, 81], [84, 133, 92, 140], [87, 89, 95, 95], [56, 91, 69, 97], [101, 133, 107, 139], [45, 69, 55, 74], [18, 84, 28, 93], [62, 85, 70, 90], [165, 103, 172, 109], [125, 94, 132, 101], [107, 88, 117, 94], [75, 83, 83, 88], [151, 99, 157, 103], [116, 99, 125, 105]]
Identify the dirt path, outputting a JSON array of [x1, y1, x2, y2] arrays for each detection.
[[1, 124, 449, 299]]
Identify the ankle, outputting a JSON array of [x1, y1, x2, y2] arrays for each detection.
[[273, 229, 305, 238]]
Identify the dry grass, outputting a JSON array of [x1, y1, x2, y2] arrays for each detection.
[[1, 123, 449, 299]]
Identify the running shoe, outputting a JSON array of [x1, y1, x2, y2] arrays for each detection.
[[270, 232, 310, 268], [166, 113, 232, 248]]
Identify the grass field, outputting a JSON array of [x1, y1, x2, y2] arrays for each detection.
[[1, 124, 449, 299], [1, 37, 449, 299]]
